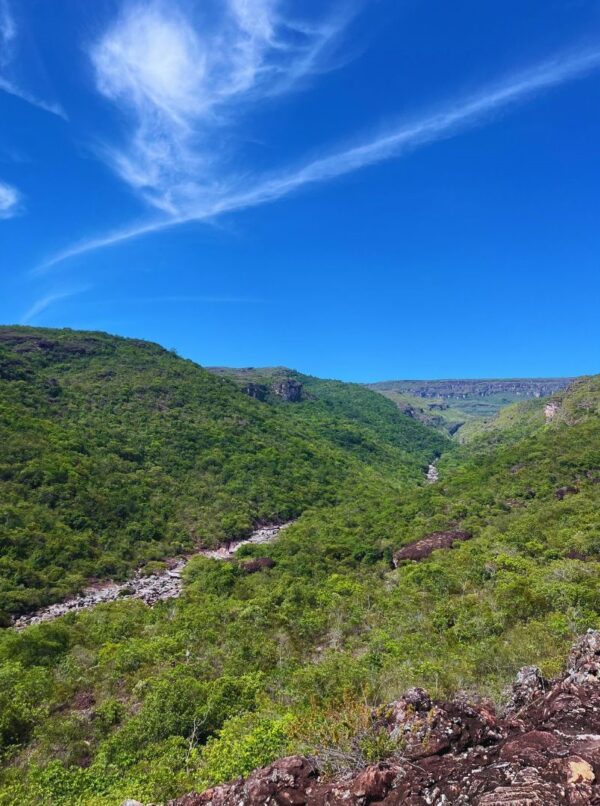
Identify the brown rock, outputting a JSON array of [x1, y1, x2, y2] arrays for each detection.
[[171, 632, 600, 806], [556, 486, 580, 500], [392, 530, 473, 565], [239, 557, 276, 574]]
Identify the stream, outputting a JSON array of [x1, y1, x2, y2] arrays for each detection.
[[426, 463, 439, 483], [13, 523, 291, 630]]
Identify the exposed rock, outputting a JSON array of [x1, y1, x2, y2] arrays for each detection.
[[368, 379, 574, 400], [508, 666, 547, 712], [169, 756, 318, 805], [168, 631, 600, 806], [556, 486, 580, 500], [567, 630, 600, 683], [13, 524, 290, 629], [426, 463, 440, 483], [272, 378, 303, 402], [243, 382, 269, 401], [392, 530, 472, 566], [239, 557, 276, 574], [545, 402, 560, 422]]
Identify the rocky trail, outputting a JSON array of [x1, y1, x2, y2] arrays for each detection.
[[166, 630, 600, 805], [13, 523, 290, 630]]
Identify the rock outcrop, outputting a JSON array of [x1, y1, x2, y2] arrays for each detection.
[[272, 378, 304, 402], [168, 631, 600, 805], [243, 382, 269, 401], [392, 529, 472, 566], [369, 379, 574, 401], [556, 486, 580, 501]]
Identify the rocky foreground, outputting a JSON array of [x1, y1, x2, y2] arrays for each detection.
[[164, 631, 600, 805]]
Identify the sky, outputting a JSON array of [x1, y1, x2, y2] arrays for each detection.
[[0, 0, 599, 382]]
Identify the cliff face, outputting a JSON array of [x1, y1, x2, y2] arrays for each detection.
[[369, 378, 574, 400], [169, 631, 600, 805]]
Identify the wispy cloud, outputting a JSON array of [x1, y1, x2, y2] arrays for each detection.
[[0, 77, 67, 119], [21, 287, 90, 324], [90, 0, 349, 214], [0, 0, 15, 56], [0, 178, 22, 218], [79, 294, 268, 307], [0, 0, 67, 119], [38, 44, 600, 272]]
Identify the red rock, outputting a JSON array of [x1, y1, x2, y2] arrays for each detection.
[[392, 530, 473, 565], [168, 633, 600, 806]]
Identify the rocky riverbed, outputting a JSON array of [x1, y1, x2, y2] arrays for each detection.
[[13, 523, 290, 630], [426, 462, 439, 482]]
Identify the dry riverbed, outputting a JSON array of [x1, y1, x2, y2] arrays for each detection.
[[426, 462, 439, 482], [13, 523, 291, 630]]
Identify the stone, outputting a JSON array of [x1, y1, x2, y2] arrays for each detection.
[[392, 530, 473, 566], [556, 486, 580, 500], [272, 378, 303, 402], [13, 523, 291, 629], [169, 631, 600, 805]]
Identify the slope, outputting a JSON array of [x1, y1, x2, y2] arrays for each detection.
[[0, 326, 448, 618], [0, 371, 598, 804]]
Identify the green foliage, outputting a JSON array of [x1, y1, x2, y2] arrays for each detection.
[[0, 327, 446, 616], [1, 329, 600, 805]]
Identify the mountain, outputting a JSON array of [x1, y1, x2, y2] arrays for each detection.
[[367, 377, 575, 437], [0, 329, 598, 806], [0, 326, 447, 619]]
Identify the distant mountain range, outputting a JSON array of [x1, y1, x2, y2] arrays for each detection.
[[367, 378, 574, 399], [366, 377, 575, 436]]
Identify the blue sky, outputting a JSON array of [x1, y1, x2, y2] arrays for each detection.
[[1, 0, 599, 381]]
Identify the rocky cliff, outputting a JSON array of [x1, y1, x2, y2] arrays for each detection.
[[167, 631, 600, 805], [369, 378, 574, 400]]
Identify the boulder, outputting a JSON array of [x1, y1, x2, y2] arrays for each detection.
[[170, 631, 600, 805], [392, 530, 473, 565]]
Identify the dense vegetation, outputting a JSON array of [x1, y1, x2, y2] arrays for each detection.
[[0, 327, 446, 619], [0, 327, 598, 806]]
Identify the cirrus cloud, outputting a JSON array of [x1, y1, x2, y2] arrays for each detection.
[[37, 44, 600, 272], [0, 179, 23, 219], [90, 0, 352, 213]]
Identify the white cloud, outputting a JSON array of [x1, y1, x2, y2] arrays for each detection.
[[0, 77, 67, 119], [21, 287, 91, 324], [0, 0, 67, 119], [38, 45, 600, 273], [90, 0, 349, 213], [0, 179, 22, 218], [0, 0, 16, 58]]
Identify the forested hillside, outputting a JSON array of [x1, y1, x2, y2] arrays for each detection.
[[0, 328, 598, 805], [0, 326, 447, 619]]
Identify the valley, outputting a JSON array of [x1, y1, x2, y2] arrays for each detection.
[[368, 377, 574, 438], [0, 327, 598, 806]]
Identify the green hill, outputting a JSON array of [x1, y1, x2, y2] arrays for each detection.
[[0, 326, 447, 618]]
